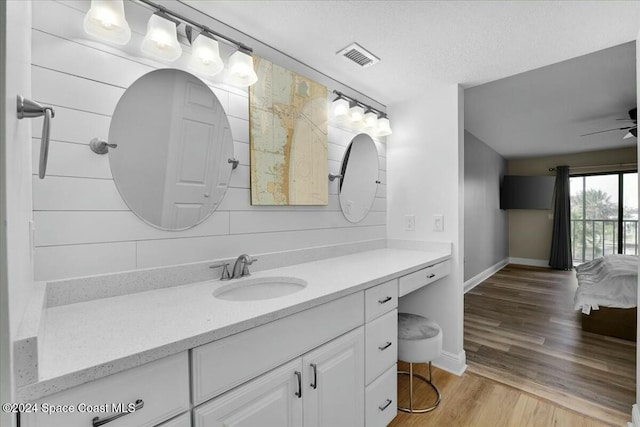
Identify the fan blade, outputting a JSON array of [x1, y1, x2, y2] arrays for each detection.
[[581, 126, 634, 137]]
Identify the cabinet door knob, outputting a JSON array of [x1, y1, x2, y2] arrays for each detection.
[[426, 273, 436, 279], [310, 363, 318, 389]]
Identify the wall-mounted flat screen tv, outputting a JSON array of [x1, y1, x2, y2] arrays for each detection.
[[500, 175, 555, 210]]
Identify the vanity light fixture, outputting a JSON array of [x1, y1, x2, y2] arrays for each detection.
[[227, 49, 259, 87], [85, 0, 260, 86], [83, 0, 131, 45], [141, 12, 182, 62], [332, 90, 392, 137], [187, 29, 224, 77]]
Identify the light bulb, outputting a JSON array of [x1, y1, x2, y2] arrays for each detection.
[[376, 117, 392, 136], [349, 105, 365, 128], [83, 0, 131, 45], [189, 33, 224, 77], [227, 50, 258, 87], [332, 98, 350, 122], [141, 13, 182, 62], [363, 111, 378, 131]]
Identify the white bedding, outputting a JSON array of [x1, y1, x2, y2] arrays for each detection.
[[574, 254, 638, 314]]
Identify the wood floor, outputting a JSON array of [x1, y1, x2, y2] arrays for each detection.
[[464, 264, 636, 426], [389, 364, 614, 427]]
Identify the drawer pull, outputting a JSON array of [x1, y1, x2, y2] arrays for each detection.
[[378, 296, 392, 304], [426, 273, 436, 279], [294, 371, 302, 398], [378, 341, 393, 351], [379, 399, 393, 411], [310, 363, 318, 389], [92, 399, 143, 427]]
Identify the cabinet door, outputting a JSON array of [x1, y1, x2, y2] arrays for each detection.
[[302, 327, 365, 427], [193, 359, 303, 427]]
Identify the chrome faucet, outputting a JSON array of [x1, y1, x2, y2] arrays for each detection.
[[210, 254, 258, 280], [231, 254, 257, 279]]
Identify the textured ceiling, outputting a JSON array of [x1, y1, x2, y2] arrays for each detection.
[[183, 1, 640, 107], [465, 42, 637, 158]]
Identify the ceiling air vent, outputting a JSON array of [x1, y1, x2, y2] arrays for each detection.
[[337, 43, 380, 68]]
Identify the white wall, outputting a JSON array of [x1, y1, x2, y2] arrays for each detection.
[[31, 0, 387, 281], [2, 1, 34, 424], [388, 85, 465, 372], [464, 131, 508, 281]]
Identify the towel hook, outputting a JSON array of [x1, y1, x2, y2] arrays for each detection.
[[17, 95, 55, 179], [328, 173, 343, 182]]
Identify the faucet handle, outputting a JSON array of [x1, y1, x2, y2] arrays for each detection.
[[241, 257, 258, 276], [210, 262, 232, 280]]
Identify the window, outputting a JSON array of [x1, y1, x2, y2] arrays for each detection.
[[570, 171, 638, 262]]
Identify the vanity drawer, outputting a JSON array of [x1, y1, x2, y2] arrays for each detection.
[[365, 364, 397, 427], [192, 292, 364, 405], [365, 309, 397, 385], [398, 260, 451, 297], [21, 352, 190, 427], [365, 279, 398, 322]]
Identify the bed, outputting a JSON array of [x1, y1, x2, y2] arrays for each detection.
[[574, 254, 638, 341]]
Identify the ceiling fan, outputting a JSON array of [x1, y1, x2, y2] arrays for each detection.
[[580, 107, 637, 139]]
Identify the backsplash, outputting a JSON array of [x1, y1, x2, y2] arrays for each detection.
[[31, 0, 387, 281]]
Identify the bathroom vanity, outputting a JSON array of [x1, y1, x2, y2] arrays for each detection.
[[16, 247, 450, 427]]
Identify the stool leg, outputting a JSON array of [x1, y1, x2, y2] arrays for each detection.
[[398, 362, 442, 413], [409, 363, 414, 412]]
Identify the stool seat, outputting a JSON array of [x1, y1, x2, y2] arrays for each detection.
[[398, 313, 442, 364], [397, 312, 442, 413]]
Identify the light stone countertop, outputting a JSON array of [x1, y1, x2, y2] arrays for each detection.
[[19, 247, 450, 402]]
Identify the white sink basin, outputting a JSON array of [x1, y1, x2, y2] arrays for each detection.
[[213, 276, 307, 301]]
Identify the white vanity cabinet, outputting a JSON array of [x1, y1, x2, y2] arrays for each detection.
[[20, 352, 190, 427], [194, 327, 365, 427]]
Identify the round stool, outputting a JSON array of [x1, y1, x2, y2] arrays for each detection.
[[397, 313, 442, 413]]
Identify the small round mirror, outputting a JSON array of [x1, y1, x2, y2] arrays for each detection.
[[109, 69, 234, 230], [338, 133, 379, 223]]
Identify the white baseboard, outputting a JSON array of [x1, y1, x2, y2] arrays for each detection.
[[508, 257, 549, 268], [630, 404, 640, 427], [433, 350, 466, 376], [464, 258, 509, 293]]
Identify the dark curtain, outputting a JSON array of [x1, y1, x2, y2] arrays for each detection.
[[549, 165, 573, 270]]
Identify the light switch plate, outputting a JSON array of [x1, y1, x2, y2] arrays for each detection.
[[433, 214, 444, 232]]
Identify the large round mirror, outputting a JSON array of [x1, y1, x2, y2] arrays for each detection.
[[338, 133, 379, 223], [109, 69, 234, 230]]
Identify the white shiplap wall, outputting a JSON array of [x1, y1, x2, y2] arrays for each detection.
[[31, 0, 387, 281]]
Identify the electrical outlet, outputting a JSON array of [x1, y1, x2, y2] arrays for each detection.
[[433, 214, 444, 232], [404, 215, 415, 231]]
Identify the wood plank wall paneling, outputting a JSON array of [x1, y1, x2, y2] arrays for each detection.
[[31, 0, 387, 281]]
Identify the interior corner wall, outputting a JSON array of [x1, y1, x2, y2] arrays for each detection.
[[463, 131, 508, 281], [387, 84, 465, 369], [29, 0, 387, 282], [507, 146, 637, 263], [3, 0, 33, 420]]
